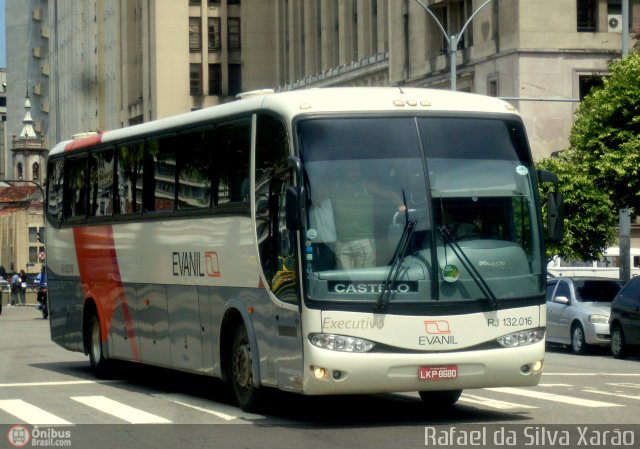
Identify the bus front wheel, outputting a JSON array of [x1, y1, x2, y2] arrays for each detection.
[[88, 314, 111, 378], [231, 325, 262, 412], [419, 389, 462, 407]]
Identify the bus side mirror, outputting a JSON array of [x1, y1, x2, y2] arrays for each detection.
[[547, 191, 564, 241], [286, 186, 301, 231], [537, 169, 564, 241]]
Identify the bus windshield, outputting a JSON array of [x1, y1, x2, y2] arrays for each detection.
[[298, 116, 544, 306]]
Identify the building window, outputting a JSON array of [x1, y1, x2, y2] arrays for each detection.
[[579, 74, 606, 99], [577, 0, 597, 32], [228, 18, 241, 50], [228, 64, 241, 97], [32, 162, 40, 182], [209, 63, 222, 95], [208, 0, 221, 4], [488, 79, 498, 97], [189, 17, 202, 51], [208, 17, 221, 50], [17, 163, 23, 180], [29, 227, 38, 243], [190, 64, 203, 95], [228, 0, 240, 4], [189, 0, 201, 4]]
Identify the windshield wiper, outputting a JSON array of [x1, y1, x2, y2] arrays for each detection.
[[377, 193, 417, 310], [439, 227, 499, 309]]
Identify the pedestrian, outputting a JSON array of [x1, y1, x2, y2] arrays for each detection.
[[10, 272, 21, 305], [19, 270, 27, 305], [36, 268, 47, 305]]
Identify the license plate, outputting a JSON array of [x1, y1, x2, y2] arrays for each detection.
[[418, 365, 458, 381]]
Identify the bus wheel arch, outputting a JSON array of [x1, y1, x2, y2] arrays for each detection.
[[220, 305, 263, 411]]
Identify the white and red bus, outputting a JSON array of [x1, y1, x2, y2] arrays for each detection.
[[45, 87, 562, 411]]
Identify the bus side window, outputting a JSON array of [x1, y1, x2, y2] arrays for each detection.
[[146, 135, 178, 213], [215, 119, 251, 204], [116, 142, 144, 215], [47, 159, 65, 223], [64, 155, 88, 221], [177, 128, 213, 210], [88, 149, 115, 217]]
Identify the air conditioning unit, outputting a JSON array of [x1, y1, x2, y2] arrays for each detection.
[[608, 14, 623, 33]]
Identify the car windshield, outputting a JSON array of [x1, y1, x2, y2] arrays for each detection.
[[297, 115, 545, 306], [573, 280, 623, 303]]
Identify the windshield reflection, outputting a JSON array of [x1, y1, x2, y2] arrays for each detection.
[[297, 116, 544, 305]]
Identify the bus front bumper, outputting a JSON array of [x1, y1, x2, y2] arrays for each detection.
[[301, 340, 545, 395]]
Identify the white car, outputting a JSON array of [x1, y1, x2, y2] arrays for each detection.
[[0, 277, 10, 293], [546, 277, 624, 354]]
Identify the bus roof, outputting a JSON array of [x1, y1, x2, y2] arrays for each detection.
[[49, 87, 520, 156]]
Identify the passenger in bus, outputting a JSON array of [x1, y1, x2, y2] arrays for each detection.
[[308, 186, 337, 271], [330, 161, 404, 270]]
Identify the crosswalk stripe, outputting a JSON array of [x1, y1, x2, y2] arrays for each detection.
[[606, 382, 640, 390], [0, 399, 72, 425], [486, 387, 622, 408], [460, 394, 537, 410], [152, 393, 264, 421], [71, 396, 171, 424], [583, 388, 640, 401]]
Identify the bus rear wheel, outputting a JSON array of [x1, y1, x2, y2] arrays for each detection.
[[231, 325, 262, 412], [88, 314, 112, 378], [419, 389, 462, 407]]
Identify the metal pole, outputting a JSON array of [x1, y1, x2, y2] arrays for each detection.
[[619, 208, 631, 282], [413, 0, 497, 91], [622, 0, 629, 57], [449, 36, 457, 91]]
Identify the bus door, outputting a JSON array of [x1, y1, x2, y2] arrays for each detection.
[[256, 171, 304, 390]]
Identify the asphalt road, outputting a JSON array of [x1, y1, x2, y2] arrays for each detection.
[[1, 306, 640, 449]]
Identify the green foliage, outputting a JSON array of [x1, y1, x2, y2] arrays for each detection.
[[569, 52, 640, 212], [537, 154, 617, 262], [537, 52, 640, 261]]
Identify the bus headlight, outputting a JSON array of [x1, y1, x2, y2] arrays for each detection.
[[496, 328, 545, 348], [309, 333, 375, 352]]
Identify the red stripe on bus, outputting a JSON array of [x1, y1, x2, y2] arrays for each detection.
[[73, 225, 140, 361], [64, 133, 104, 151]]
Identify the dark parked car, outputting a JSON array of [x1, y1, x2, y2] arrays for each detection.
[[546, 277, 624, 354], [609, 276, 640, 358]]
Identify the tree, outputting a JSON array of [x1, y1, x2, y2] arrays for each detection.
[[570, 52, 640, 212], [537, 52, 640, 261], [537, 150, 617, 261]]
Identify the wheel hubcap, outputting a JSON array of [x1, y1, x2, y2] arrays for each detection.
[[573, 328, 583, 351], [233, 344, 252, 390], [612, 330, 622, 354], [91, 320, 101, 361]]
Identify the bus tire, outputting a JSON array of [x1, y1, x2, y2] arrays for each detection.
[[231, 324, 262, 412], [419, 389, 462, 407], [88, 314, 112, 378]]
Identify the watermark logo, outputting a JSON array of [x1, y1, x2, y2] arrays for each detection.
[[6, 425, 30, 448], [6, 426, 72, 448]]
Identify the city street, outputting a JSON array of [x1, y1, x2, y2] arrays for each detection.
[[1, 306, 640, 448]]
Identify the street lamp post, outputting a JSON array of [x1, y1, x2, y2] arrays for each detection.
[[413, 0, 497, 91]]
